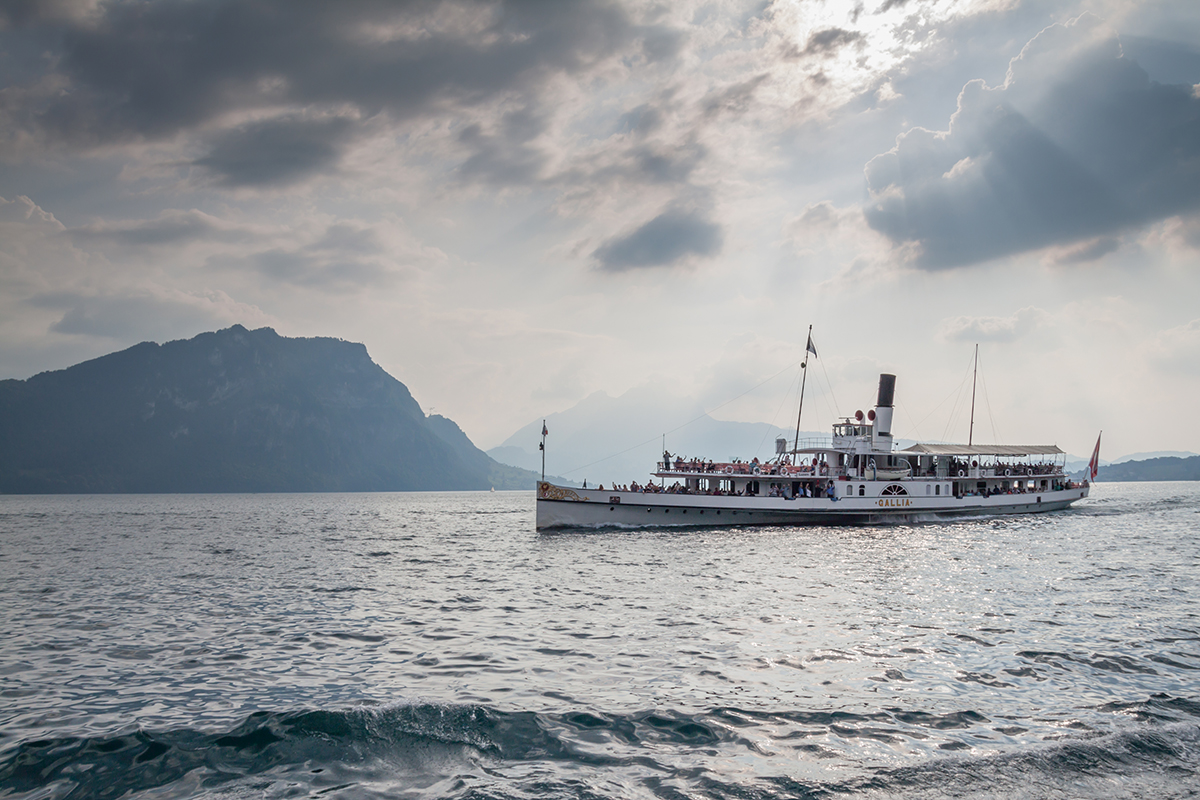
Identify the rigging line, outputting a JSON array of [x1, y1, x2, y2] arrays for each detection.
[[896, 398, 922, 441], [907, 382, 961, 440], [756, 361, 805, 459], [560, 357, 805, 476], [955, 348, 979, 441], [940, 373, 967, 443], [817, 357, 840, 418], [814, 371, 837, 430], [940, 353, 977, 443], [981, 369, 999, 444]]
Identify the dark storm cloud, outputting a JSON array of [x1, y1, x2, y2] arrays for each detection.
[[5, 0, 660, 151], [193, 116, 356, 187], [593, 208, 722, 271], [863, 15, 1200, 269]]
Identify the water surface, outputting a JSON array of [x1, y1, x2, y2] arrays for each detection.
[[2, 483, 1198, 798]]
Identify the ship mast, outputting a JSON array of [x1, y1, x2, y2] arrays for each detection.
[[968, 344, 978, 447], [792, 324, 814, 455]]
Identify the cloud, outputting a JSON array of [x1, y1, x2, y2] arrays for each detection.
[[220, 219, 444, 291], [5, 1, 657, 148], [863, 14, 1200, 269], [592, 208, 722, 271], [36, 287, 272, 342], [1151, 318, 1200, 375], [1042, 236, 1121, 265], [193, 115, 358, 188], [938, 307, 1051, 343], [802, 28, 865, 58], [0, 194, 85, 293], [1139, 211, 1200, 256], [69, 209, 262, 246]]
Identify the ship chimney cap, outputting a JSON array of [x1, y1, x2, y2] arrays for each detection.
[[876, 374, 896, 408]]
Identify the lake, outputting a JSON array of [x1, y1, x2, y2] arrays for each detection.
[[2, 482, 1198, 798]]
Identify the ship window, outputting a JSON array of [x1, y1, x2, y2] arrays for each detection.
[[858, 485, 865, 496], [882, 484, 908, 496], [935, 485, 940, 496]]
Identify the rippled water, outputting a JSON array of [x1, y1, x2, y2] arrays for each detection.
[[2, 483, 1198, 799]]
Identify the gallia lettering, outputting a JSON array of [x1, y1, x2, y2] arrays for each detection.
[[876, 498, 912, 508]]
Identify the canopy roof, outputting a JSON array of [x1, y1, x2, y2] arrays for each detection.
[[901, 444, 1064, 457]]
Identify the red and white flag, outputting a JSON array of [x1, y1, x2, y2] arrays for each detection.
[[1086, 431, 1102, 481]]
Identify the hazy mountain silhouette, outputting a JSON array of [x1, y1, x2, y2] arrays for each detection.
[[488, 383, 824, 487], [0, 326, 537, 493], [1081, 456, 1200, 482]]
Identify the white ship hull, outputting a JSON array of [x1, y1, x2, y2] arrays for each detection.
[[536, 481, 1090, 530]]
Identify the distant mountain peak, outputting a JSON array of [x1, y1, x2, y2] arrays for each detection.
[[1, 327, 538, 493]]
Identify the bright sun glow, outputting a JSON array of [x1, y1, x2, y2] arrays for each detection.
[[766, 0, 1018, 111]]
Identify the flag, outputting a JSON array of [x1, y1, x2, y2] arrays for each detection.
[[806, 334, 818, 359], [1086, 431, 1102, 481], [542, 422, 548, 437]]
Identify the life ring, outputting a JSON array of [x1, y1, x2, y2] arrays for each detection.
[[724, 466, 733, 474], [957, 469, 966, 477], [753, 466, 761, 475], [1005, 468, 1012, 477]]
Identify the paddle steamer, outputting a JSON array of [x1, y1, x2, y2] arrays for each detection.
[[535, 372, 1094, 530]]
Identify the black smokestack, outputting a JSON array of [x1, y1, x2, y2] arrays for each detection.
[[876, 374, 896, 408]]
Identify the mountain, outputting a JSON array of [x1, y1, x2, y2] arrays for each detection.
[[1078, 456, 1200, 482], [488, 383, 821, 487], [0, 326, 539, 493], [1110, 450, 1198, 464]]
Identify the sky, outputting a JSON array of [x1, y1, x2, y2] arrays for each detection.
[[2, 0, 1199, 460]]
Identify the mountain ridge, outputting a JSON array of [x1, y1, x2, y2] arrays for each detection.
[[0, 325, 538, 493]]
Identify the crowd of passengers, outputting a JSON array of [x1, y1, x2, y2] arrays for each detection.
[[958, 479, 1073, 498], [660, 453, 828, 476], [946, 458, 1060, 476], [591, 479, 824, 498]]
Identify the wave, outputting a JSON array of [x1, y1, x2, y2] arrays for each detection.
[[3, 700, 1199, 800]]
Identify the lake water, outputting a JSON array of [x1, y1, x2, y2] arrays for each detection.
[[2, 482, 1198, 799]]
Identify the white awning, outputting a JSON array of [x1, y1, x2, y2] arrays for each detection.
[[901, 444, 1064, 457]]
